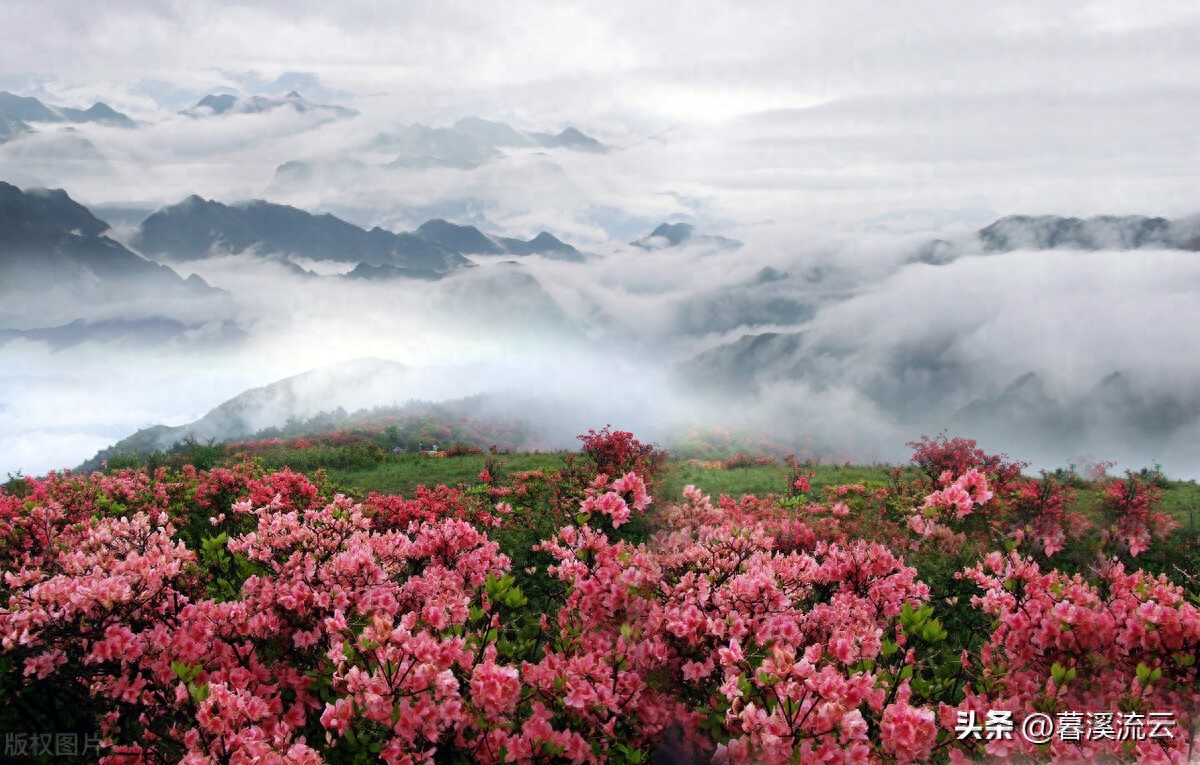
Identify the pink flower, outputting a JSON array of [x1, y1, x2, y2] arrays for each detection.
[[469, 658, 521, 719], [879, 701, 936, 763]]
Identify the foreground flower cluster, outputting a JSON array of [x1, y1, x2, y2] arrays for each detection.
[[0, 432, 1196, 763]]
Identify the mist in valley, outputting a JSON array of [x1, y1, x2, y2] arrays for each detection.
[[3, 1, 1200, 480]]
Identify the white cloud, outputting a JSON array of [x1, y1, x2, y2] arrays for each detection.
[[3, 0, 1200, 477]]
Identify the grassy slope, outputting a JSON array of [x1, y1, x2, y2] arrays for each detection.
[[323, 452, 907, 501], [321, 452, 1200, 535], [324, 452, 570, 496]]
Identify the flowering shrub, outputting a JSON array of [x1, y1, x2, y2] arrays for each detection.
[[1100, 473, 1178, 557], [444, 443, 486, 457], [578, 427, 667, 485], [1, 431, 1196, 763], [948, 553, 1198, 764], [907, 434, 1026, 491]]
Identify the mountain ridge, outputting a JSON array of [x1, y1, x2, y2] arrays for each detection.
[[133, 196, 471, 276], [180, 91, 357, 119], [0, 182, 217, 300], [134, 195, 586, 271], [0, 91, 135, 128]]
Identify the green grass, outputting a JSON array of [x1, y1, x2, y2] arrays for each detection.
[[239, 446, 1200, 531], [323, 452, 912, 503], [325, 451, 570, 496], [657, 461, 910, 502], [1157, 479, 1200, 532]]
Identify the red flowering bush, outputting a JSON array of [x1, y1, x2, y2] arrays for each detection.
[[445, 443, 486, 457], [948, 552, 1198, 763], [1100, 473, 1178, 557], [907, 435, 1027, 491], [578, 427, 668, 486], [1, 431, 1197, 763]]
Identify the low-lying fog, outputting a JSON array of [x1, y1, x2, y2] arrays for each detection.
[[3, 1, 1200, 480], [6, 224, 1200, 478]]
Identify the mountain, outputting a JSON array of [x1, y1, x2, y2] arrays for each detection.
[[415, 219, 506, 254], [678, 331, 810, 395], [0, 184, 216, 300], [0, 127, 108, 165], [414, 219, 586, 261], [631, 222, 743, 250], [978, 215, 1199, 251], [186, 94, 237, 115], [371, 119, 605, 169], [132, 196, 584, 274], [950, 370, 1200, 458], [0, 317, 247, 350], [528, 126, 607, 153], [180, 91, 357, 119], [496, 232, 584, 260], [271, 117, 605, 187], [908, 213, 1200, 267], [679, 322, 978, 423], [674, 269, 816, 336], [0, 91, 134, 127], [0, 113, 32, 143], [0, 182, 109, 240], [0, 182, 219, 321], [432, 261, 579, 332], [950, 372, 1081, 450], [133, 196, 471, 275], [0, 91, 59, 122], [56, 102, 136, 128], [343, 262, 450, 281], [451, 116, 533, 147], [636, 222, 694, 247], [374, 124, 503, 169], [82, 358, 420, 455]]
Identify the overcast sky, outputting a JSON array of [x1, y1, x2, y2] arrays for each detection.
[[2, 1, 1197, 122], [4, 0, 1199, 222], [4, 1, 1200, 478]]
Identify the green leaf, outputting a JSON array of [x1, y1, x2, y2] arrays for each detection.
[[171, 661, 200, 683], [1051, 662, 1068, 684], [920, 620, 947, 643], [504, 587, 527, 609], [1136, 662, 1152, 686]]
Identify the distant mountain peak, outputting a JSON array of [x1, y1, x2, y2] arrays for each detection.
[[134, 195, 468, 277], [0, 90, 135, 128], [631, 222, 742, 251], [414, 219, 506, 255], [652, 222, 694, 244], [413, 218, 585, 261], [181, 92, 357, 119], [0, 112, 32, 143], [978, 214, 1189, 251], [192, 94, 238, 115], [0, 183, 222, 309], [528, 125, 607, 153], [451, 116, 532, 148], [753, 266, 789, 284], [0, 181, 110, 240], [0, 91, 62, 122]]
